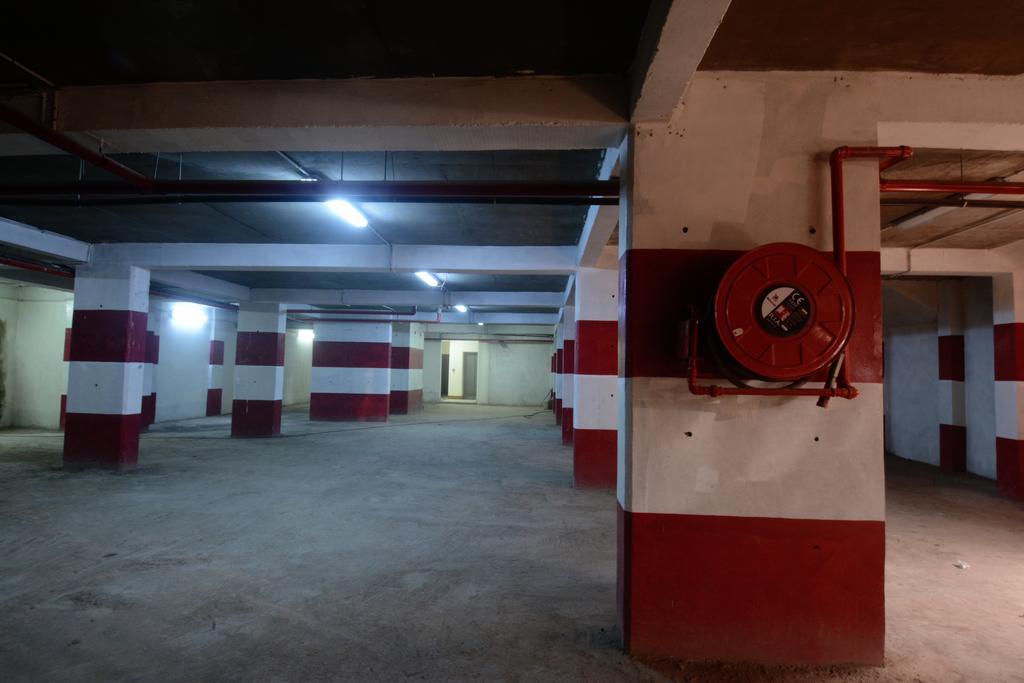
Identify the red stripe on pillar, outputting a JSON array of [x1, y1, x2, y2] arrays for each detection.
[[235, 332, 285, 366], [390, 346, 424, 369], [230, 399, 282, 437], [390, 389, 423, 415], [551, 353, 556, 372], [313, 341, 390, 368], [561, 407, 574, 445], [63, 328, 72, 361], [555, 398, 562, 425], [206, 388, 223, 416], [209, 339, 225, 365], [145, 332, 160, 364], [996, 437, 1024, 500], [59, 394, 67, 430], [63, 413, 142, 470], [573, 428, 616, 489], [69, 310, 148, 362], [994, 323, 1024, 381], [939, 424, 967, 472], [617, 504, 884, 665], [576, 320, 617, 375], [140, 393, 157, 429], [937, 335, 965, 381], [310, 393, 389, 422], [621, 250, 882, 383]]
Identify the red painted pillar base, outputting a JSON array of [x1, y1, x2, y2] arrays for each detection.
[[939, 424, 967, 472], [561, 408, 574, 445], [555, 399, 562, 425], [996, 438, 1024, 500], [389, 389, 423, 415], [59, 395, 67, 431], [231, 399, 282, 437], [617, 504, 885, 665], [63, 413, 143, 470], [310, 393, 389, 422], [573, 429, 616, 488], [206, 389, 223, 416], [140, 393, 157, 430]]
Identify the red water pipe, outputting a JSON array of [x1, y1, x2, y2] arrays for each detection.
[[286, 306, 418, 317], [0, 255, 74, 278], [0, 102, 154, 192]]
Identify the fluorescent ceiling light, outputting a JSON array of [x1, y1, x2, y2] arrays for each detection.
[[415, 271, 440, 287], [325, 199, 368, 228], [298, 329, 315, 342], [477, 322, 485, 326], [170, 302, 208, 329], [454, 304, 468, 313]]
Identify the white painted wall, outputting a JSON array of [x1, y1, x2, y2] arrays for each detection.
[[964, 278, 997, 479], [283, 329, 313, 406], [423, 338, 442, 402], [0, 285, 21, 428], [155, 301, 216, 422], [486, 341, 554, 407], [884, 324, 939, 466], [446, 340, 479, 398]]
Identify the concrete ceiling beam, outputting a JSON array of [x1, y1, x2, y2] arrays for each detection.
[[631, 0, 733, 123], [881, 246, 1013, 276], [0, 216, 91, 262], [149, 270, 251, 303], [250, 288, 562, 308], [0, 76, 628, 155], [89, 243, 578, 274], [576, 146, 621, 267]]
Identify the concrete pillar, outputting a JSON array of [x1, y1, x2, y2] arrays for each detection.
[[310, 321, 391, 421], [556, 322, 565, 423], [561, 306, 576, 445], [937, 280, 967, 472], [993, 273, 1024, 499], [140, 303, 161, 429], [390, 322, 424, 414], [550, 351, 557, 412], [573, 267, 618, 488], [231, 303, 285, 437], [206, 309, 228, 416], [616, 122, 885, 665], [60, 324, 71, 430], [63, 264, 150, 469]]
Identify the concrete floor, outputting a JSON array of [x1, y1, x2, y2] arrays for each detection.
[[1, 405, 1022, 682]]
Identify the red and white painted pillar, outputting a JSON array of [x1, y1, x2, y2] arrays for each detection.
[[554, 322, 563, 426], [993, 273, 1024, 499], [550, 351, 557, 413], [390, 322, 424, 414], [231, 303, 285, 438], [616, 121, 885, 664], [63, 264, 150, 469], [938, 281, 967, 472], [207, 311, 228, 417], [561, 307, 575, 444], [310, 321, 391, 421], [60, 324, 71, 430], [573, 267, 618, 488], [140, 304, 160, 430]]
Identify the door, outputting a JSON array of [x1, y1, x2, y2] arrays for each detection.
[[441, 353, 450, 397], [463, 352, 478, 400]]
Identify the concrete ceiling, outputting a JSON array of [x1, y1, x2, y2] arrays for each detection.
[[196, 272, 569, 292], [0, 1, 653, 87], [0, 150, 604, 246], [881, 149, 1024, 249], [701, 0, 1024, 75]]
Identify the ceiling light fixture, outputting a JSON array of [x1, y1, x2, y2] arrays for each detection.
[[454, 304, 468, 313], [415, 271, 440, 287], [325, 199, 368, 228], [477, 322, 485, 326], [297, 329, 315, 342], [170, 302, 209, 329]]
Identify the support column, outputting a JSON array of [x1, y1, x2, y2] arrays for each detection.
[[207, 310, 228, 416], [554, 322, 563, 426], [390, 322, 424, 414], [573, 267, 618, 488], [617, 119, 884, 665], [63, 264, 150, 469], [993, 273, 1024, 499], [140, 304, 160, 429], [550, 351, 557, 412], [231, 303, 285, 437], [310, 321, 391, 421], [938, 280, 967, 472], [60, 324, 71, 430], [561, 306, 575, 445]]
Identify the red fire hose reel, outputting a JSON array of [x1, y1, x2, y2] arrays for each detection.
[[684, 145, 913, 407]]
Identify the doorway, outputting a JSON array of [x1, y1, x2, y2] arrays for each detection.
[[463, 352, 478, 400]]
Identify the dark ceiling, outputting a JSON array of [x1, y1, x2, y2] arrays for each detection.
[[701, 0, 1024, 75], [0, 1, 653, 87], [0, 150, 605, 245], [196, 272, 569, 293]]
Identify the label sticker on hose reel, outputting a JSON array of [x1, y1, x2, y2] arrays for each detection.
[[758, 286, 811, 337]]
